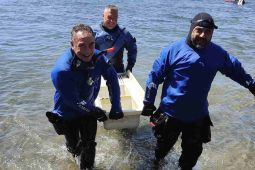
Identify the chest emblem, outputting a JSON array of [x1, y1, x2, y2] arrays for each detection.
[[76, 60, 81, 67], [87, 77, 94, 86]]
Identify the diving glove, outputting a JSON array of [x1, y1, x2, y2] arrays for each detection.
[[125, 64, 133, 73], [150, 109, 168, 127], [46, 111, 63, 124], [109, 111, 124, 120], [248, 80, 255, 96], [91, 107, 108, 122], [141, 103, 156, 116]]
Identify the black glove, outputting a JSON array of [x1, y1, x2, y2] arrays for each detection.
[[109, 111, 124, 120], [141, 103, 156, 116], [248, 80, 255, 96], [91, 107, 108, 122], [150, 108, 168, 126], [125, 64, 133, 72], [45, 111, 66, 135], [46, 111, 63, 124]]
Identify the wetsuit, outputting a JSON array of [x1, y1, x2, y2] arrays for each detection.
[[94, 24, 137, 73], [144, 37, 254, 169], [51, 48, 121, 168]]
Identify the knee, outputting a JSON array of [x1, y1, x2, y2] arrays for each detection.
[[85, 141, 97, 149], [81, 140, 97, 149], [182, 138, 203, 157]]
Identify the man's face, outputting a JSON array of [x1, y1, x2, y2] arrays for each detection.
[[103, 9, 118, 30], [71, 31, 95, 62], [191, 26, 214, 49]]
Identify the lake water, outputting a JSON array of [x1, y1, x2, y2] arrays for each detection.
[[0, 0, 255, 169]]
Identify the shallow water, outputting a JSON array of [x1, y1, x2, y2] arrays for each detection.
[[1, 0, 255, 169]]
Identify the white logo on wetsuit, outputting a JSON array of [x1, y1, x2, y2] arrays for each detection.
[[77, 100, 90, 112], [87, 77, 94, 86]]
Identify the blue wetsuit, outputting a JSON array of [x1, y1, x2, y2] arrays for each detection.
[[51, 48, 122, 120], [93, 24, 137, 73], [50, 48, 122, 169], [145, 38, 253, 123]]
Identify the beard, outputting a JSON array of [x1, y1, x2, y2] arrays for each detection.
[[191, 37, 210, 49]]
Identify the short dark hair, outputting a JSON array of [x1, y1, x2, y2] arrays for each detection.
[[71, 23, 94, 41], [105, 4, 118, 13]]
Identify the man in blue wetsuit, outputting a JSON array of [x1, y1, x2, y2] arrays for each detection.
[[141, 12, 255, 169], [93, 4, 137, 73], [48, 24, 123, 169]]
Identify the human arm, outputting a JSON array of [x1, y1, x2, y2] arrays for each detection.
[[141, 49, 170, 116], [219, 53, 255, 96], [248, 80, 255, 96], [102, 63, 124, 119], [124, 31, 137, 72], [52, 71, 94, 112], [52, 70, 108, 121]]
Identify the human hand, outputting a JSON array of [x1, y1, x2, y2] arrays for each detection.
[[46, 111, 63, 124], [141, 103, 156, 116], [91, 107, 108, 122], [109, 111, 124, 120], [150, 108, 168, 126], [248, 80, 255, 96], [125, 64, 133, 73]]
